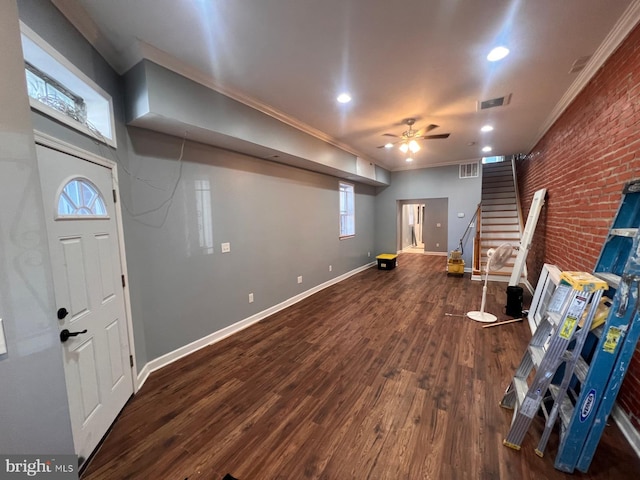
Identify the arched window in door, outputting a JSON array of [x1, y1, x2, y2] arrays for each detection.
[[57, 177, 108, 218]]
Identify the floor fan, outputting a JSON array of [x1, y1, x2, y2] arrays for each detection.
[[467, 243, 514, 323]]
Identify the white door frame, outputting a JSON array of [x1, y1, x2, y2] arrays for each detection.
[[34, 130, 140, 392]]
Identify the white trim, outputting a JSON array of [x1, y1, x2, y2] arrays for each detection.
[[33, 130, 140, 393], [136, 261, 376, 391], [528, 1, 640, 152], [612, 404, 640, 458], [424, 251, 448, 256]]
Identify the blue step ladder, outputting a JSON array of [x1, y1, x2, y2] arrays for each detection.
[[553, 178, 640, 472]]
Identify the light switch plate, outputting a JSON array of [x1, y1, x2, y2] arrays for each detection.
[[221, 242, 231, 253], [0, 318, 7, 355]]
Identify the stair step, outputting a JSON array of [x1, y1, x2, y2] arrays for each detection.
[[483, 188, 516, 197], [482, 172, 513, 186], [482, 204, 517, 212], [481, 231, 521, 240], [482, 172, 513, 181], [483, 224, 520, 232], [482, 191, 517, 200], [482, 199, 517, 207], [482, 164, 512, 171], [481, 210, 518, 218], [482, 217, 520, 225], [483, 181, 515, 190]]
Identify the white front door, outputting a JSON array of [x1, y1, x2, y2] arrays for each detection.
[[36, 144, 133, 463]]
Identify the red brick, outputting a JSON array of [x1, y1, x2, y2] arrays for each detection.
[[516, 21, 640, 425]]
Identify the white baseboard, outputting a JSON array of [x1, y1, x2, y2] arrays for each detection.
[[135, 261, 376, 391], [612, 404, 640, 458], [424, 251, 448, 256]]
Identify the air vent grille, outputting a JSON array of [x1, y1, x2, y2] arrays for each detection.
[[459, 162, 479, 178], [477, 94, 512, 111]]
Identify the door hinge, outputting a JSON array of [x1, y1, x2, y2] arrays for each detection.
[[113, 189, 117, 203], [129, 355, 134, 368], [121, 275, 126, 288]]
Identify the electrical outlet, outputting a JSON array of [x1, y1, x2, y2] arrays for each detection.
[[297, 276, 303, 284], [329, 265, 332, 272], [221, 242, 231, 253], [248, 293, 254, 303]]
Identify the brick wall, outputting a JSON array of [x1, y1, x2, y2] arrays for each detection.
[[516, 22, 640, 430]]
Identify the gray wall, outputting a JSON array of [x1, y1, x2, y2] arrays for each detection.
[[125, 128, 375, 359], [375, 166, 481, 266], [0, 0, 74, 454], [423, 198, 448, 253]]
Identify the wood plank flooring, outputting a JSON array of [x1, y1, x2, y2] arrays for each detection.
[[82, 254, 640, 479]]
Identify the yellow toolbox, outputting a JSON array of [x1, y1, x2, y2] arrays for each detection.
[[376, 254, 398, 270]]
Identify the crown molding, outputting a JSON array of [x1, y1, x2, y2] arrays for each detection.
[[51, 0, 126, 72], [527, 0, 640, 152]]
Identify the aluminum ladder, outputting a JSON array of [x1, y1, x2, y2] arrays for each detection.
[[500, 272, 608, 453]]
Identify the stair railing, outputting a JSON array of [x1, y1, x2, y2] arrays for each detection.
[[510, 156, 527, 281], [473, 202, 482, 273]]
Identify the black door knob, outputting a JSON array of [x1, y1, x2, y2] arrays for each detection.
[[57, 308, 69, 320], [60, 329, 87, 343]]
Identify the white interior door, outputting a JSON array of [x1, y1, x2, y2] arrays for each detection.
[[36, 144, 133, 463]]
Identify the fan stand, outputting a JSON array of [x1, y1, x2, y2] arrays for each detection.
[[467, 258, 498, 323]]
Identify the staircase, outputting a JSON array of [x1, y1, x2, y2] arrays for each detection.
[[473, 160, 524, 281]]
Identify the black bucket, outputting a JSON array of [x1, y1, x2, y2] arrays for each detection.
[[506, 286, 523, 318]]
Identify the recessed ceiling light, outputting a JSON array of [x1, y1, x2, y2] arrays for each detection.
[[482, 146, 493, 153], [481, 125, 494, 132], [384, 143, 394, 149], [487, 46, 510, 62], [336, 92, 352, 103]]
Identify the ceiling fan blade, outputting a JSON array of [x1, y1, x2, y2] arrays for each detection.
[[382, 133, 399, 138], [423, 133, 450, 140], [424, 124, 439, 132]]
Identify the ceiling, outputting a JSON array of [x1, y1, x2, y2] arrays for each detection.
[[53, 0, 639, 171]]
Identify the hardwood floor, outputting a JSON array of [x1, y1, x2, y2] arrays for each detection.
[[82, 254, 640, 479]]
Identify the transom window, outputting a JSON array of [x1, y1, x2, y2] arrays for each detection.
[[339, 181, 355, 238], [20, 22, 116, 147], [57, 178, 108, 218]]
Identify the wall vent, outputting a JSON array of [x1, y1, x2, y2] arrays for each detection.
[[459, 162, 479, 178], [477, 94, 512, 111]]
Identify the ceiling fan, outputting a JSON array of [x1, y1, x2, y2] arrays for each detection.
[[377, 118, 450, 156]]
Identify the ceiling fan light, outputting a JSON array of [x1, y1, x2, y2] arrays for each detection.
[[406, 156, 413, 162], [399, 143, 409, 153], [481, 125, 494, 132], [408, 140, 421, 153], [384, 143, 394, 149]]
